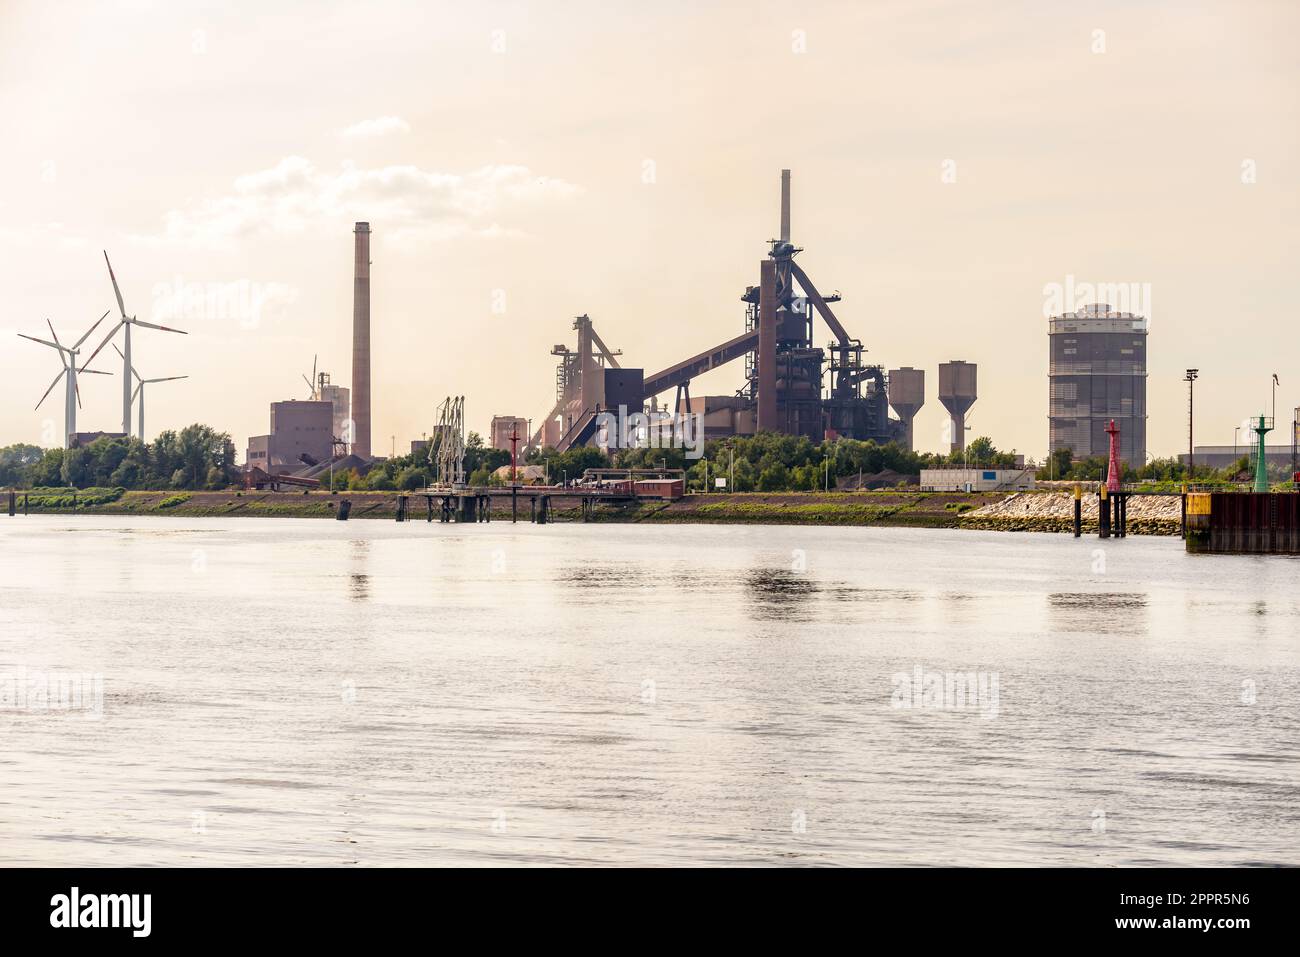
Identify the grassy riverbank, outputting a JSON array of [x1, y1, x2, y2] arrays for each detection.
[[5, 486, 1182, 534], [8, 486, 998, 529]]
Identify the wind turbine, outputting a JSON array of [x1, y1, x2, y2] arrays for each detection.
[[79, 251, 187, 437], [302, 354, 319, 399], [18, 313, 113, 448], [113, 344, 187, 440]]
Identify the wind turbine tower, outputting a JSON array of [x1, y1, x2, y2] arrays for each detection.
[[80, 251, 188, 437], [113, 344, 187, 440]]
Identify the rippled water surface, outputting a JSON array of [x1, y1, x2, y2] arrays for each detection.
[[1, 515, 1297, 866]]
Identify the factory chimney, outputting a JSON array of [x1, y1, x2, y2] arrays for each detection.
[[779, 169, 791, 243], [351, 221, 371, 459]]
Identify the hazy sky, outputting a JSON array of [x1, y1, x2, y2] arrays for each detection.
[[2, 0, 1296, 459]]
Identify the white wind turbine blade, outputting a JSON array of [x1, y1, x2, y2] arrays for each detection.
[[131, 317, 187, 334], [104, 250, 127, 318], [17, 332, 63, 351], [35, 367, 66, 409], [302, 373, 315, 395], [46, 318, 63, 350], [78, 319, 124, 372], [131, 381, 143, 403], [74, 310, 112, 350], [146, 375, 188, 383]]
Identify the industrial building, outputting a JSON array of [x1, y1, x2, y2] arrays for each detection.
[[920, 468, 1036, 492], [1179, 446, 1297, 470], [246, 400, 334, 474], [68, 431, 127, 449], [302, 362, 351, 452], [490, 416, 529, 452], [536, 171, 915, 453], [318, 378, 350, 450], [242, 221, 375, 481], [1048, 303, 1147, 465]]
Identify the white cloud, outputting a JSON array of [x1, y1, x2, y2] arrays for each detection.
[[340, 115, 411, 138], [145, 157, 580, 247]]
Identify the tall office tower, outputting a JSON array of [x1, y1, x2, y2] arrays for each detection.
[[1048, 303, 1147, 464]]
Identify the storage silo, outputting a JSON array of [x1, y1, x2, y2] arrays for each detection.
[[938, 361, 977, 453], [887, 367, 925, 451]]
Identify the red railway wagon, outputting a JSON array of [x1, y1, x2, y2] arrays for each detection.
[[634, 479, 684, 500]]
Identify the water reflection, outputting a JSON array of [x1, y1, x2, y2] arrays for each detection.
[[1047, 591, 1149, 635], [745, 568, 815, 620], [1048, 592, 1147, 609], [348, 539, 370, 602], [556, 565, 655, 587]]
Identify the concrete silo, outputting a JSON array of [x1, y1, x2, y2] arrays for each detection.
[[938, 361, 977, 454]]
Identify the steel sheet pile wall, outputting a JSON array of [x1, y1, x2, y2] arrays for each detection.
[[1186, 492, 1300, 553]]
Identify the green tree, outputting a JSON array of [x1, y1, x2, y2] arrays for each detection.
[[757, 462, 791, 491], [0, 444, 45, 487], [396, 467, 428, 490]]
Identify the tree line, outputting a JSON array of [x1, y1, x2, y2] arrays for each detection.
[[7, 424, 1256, 494], [1, 425, 237, 490]]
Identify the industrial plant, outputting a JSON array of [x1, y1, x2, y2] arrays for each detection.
[[13, 168, 1290, 511], [526, 171, 943, 456], [236, 170, 987, 490]]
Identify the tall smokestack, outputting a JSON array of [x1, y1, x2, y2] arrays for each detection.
[[351, 221, 372, 459], [779, 169, 791, 243]]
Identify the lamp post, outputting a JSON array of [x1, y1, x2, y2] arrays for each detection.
[[1234, 426, 1240, 457], [1184, 369, 1199, 479]]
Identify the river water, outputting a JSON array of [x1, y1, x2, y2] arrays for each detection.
[[1, 515, 1296, 866]]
